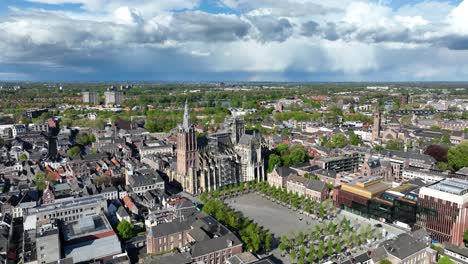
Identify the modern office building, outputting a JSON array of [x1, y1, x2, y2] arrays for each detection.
[[313, 153, 362, 173], [104, 91, 125, 105], [82, 91, 99, 104], [416, 178, 468, 246], [334, 176, 420, 226]]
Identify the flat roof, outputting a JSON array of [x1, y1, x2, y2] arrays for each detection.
[[63, 214, 113, 241], [28, 194, 105, 214], [427, 178, 468, 196], [342, 180, 391, 199]]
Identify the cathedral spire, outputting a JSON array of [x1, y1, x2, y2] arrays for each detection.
[[183, 99, 190, 130]]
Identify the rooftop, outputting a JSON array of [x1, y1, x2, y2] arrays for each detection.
[[445, 243, 468, 258], [380, 233, 428, 260], [28, 194, 105, 214], [341, 176, 390, 199], [63, 214, 113, 242], [427, 178, 468, 196]]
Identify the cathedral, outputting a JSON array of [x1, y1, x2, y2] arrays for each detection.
[[171, 101, 265, 194]]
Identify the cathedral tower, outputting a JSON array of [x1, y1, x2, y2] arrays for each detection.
[[176, 100, 198, 177], [372, 110, 381, 141]]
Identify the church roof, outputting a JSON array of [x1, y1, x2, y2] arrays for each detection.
[[238, 134, 254, 145]]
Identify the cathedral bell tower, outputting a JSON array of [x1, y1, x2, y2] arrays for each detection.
[[176, 100, 198, 177]]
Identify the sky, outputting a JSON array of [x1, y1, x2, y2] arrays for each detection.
[[0, 0, 467, 82]]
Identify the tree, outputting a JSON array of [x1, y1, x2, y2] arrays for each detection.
[[316, 245, 324, 260], [304, 199, 311, 213], [349, 131, 363, 146], [307, 249, 316, 263], [117, 220, 135, 240], [448, 142, 468, 171], [34, 172, 46, 191], [299, 246, 306, 260], [431, 244, 443, 254], [279, 241, 287, 256], [327, 239, 334, 256], [326, 133, 349, 148], [67, 146, 81, 157], [76, 132, 92, 146], [385, 139, 404, 151], [464, 230, 468, 245], [290, 249, 297, 262], [265, 233, 272, 253], [297, 231, 304, 245], [328, 222, 336, 235], [18, 152, 28, 161], [319, 204, 325, 219], [267, 154, 282, 173], [437, 256, 454, 264], [280, 234, 288, 254], [425, 145, 448, 162], [335, 239, 342, 253], [437, 162, 449, 171], [200, 192, 208, 203]]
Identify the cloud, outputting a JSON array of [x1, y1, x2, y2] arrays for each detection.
[[170, 11, 250, 42], [24, 0, 200, 14], [1, 0, 468, 81], [221, 0, 342, 16], [248, 16, 294, 42]]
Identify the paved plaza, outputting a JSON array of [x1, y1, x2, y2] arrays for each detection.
[[226, 193, 408, 264], [226, 193, 317, 237]]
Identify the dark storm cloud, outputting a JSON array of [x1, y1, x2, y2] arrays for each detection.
[[169, 11, 250, 42], [248, 16, 293, 42]]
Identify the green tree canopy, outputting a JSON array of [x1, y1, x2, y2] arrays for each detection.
[[265, 233, 272, 252], [385, 139, 405, 151], [67, 146, 81, 157], [267, 154, 282, 173], [348, 130, 363, 146], [116, 220, 136, 240], [268, 144, 309, 168], [76, 132, 93, 146], [19, 152, 28, 161], [437, 256, 455, 264], [34, 172, 46, 191], [448, 142, 468, 171]]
